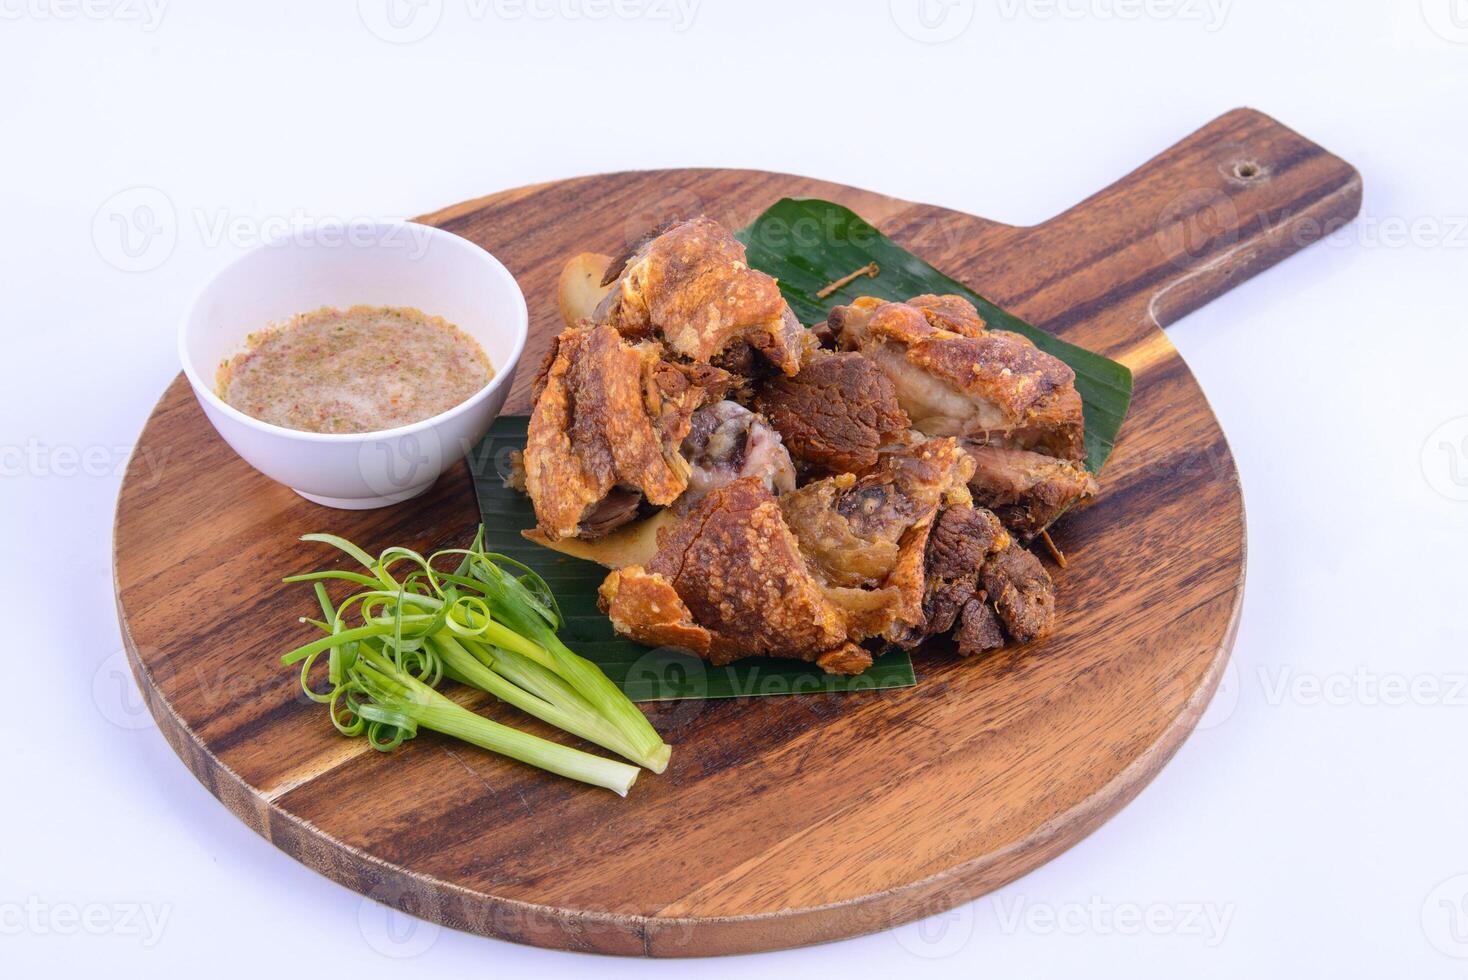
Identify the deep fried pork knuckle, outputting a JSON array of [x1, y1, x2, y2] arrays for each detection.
[[828, 295, 1086, 460], [965, 444, 1099, 539], [598, 478, 867, 674], [754, 351, 912, 474], [525, 242, 1084, 675], [522, 322, 729, 540], [921, 505, 1010, 656], [779, 438, 974, 645], [981, 542, 1056, 642], [593, 216, 804, 376], [919, 504, 1057, 653], [679, 400, 797, 507]]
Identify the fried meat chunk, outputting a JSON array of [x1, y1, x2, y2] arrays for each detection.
[[597, 440, 1057, 673], [779, 438, 975, 644], [829, 295, 1086, 460], [920, 506, 1010, 656], [598, 478, 858, 669], [753, 351, 911, 474], [594, 216, 804, 376], [522, 322, 728, 540], [919, 504, 1057, 653], [981, 543, 1056, 643], [964, 444, 1099, 539], [600, 442, 977, 675], [679, 400, 796, 507]]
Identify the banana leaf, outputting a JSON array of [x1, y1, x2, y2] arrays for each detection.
[[467, 416, 915, 702], [736, 198, 1133, 470]]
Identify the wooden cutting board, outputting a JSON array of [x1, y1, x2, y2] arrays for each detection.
[[113, 108, 1359, 956]]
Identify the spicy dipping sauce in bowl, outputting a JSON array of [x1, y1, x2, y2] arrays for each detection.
[[218, 305, 494, 434], [179, 221, 527, 509]]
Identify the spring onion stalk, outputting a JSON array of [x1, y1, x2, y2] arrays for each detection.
[[280, 528, 671, 792], [326, 640, 637, 796], [426, 633, 648, 767], [455, 547, 671, 771]]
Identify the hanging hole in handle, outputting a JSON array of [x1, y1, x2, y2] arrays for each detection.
[[1232, 160, 1261, 180]]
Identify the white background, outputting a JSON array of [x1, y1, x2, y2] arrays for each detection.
[[2, 0, 1466, 976]]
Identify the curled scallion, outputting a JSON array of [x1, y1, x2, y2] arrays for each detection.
[[281, 527, 671, 796]]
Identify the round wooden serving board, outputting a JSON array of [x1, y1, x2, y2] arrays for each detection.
[[114, 109, 1359, 956]]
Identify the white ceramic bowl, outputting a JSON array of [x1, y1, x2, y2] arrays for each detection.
[[179, 221, 527, 509]]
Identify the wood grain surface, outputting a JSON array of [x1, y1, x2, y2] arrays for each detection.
[[113, 108, 1360, 956]]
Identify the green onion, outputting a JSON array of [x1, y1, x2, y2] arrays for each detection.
[[280, 527, 672, 795], [350, 643, 636, 795], [450, 532, 671, 772]]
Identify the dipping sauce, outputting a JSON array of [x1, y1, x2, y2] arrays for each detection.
[[218, 306, 493, 434]]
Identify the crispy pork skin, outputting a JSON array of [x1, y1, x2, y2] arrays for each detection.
[[907, 293, 988, 336], [594, 216, 804, 375], [829, 295, 1086, 460], [523, 323, 726, 540], [599, 478, 856, 669]]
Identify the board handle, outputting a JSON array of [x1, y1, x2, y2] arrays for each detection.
[[1022, 108, 1362, 343]]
